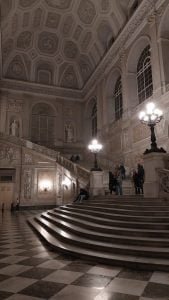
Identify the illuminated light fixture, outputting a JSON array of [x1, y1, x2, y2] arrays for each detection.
[[39, 180, 52, 192], [88, 139, 103, 171], [62, 177, 71, 188], [139, 102, 166, 154]]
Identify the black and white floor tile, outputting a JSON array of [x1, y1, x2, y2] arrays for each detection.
[[0, 210, 169, 300]]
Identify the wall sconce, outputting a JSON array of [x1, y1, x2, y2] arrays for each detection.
[[39, 180, 52, 192], [62, 177, 71, 189]]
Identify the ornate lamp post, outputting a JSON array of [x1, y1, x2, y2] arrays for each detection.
[[139, 102, 166, 154], [88, 139, 103, 171]]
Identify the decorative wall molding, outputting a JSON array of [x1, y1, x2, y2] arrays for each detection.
[[0, 79, 83, 101]]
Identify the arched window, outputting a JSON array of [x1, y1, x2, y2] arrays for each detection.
[[31, 103, 55, 147], [91, 102, 97, 137], [137, 45, 153, 103], [114, 76, 123, 120]]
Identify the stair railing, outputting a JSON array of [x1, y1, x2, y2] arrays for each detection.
[[0, 132, 90, 186], [157, 168, 169, 198]]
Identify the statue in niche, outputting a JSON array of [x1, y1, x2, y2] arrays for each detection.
[[65, 123, 74, 143], [10, 119, 19, 137]]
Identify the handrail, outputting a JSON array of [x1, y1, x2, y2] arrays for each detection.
[[0, 132, 90, 183]]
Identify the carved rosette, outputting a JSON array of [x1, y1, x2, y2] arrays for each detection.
[[37, 32, 59, 56], [77, 0, 96, 25]]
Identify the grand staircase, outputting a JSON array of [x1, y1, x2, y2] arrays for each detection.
[[28, 196, 169, 271]]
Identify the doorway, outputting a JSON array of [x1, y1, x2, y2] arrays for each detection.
[[0, 169, 15, 210]]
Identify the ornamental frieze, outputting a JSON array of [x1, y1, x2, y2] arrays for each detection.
[[7, 99, 23, 113]]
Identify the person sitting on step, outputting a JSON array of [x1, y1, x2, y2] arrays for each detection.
[[74, 188, 89, 203]]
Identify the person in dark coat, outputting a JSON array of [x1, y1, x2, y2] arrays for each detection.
[[132, 170, 140, 194], [74, 188, 89, 203], [109, 171, 116, 194], [119, 164, 126, 180], [1, 203, 4, 214], [137, 164, 145, 194]]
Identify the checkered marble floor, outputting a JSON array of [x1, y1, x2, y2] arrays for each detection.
[[0, 211, 169, 300]]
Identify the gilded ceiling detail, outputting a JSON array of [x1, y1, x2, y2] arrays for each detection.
[[1, 0, 131, 90]]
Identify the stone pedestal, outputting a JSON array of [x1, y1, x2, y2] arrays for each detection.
[[143, 153, 167, 198], [90, 171, 105, 196]]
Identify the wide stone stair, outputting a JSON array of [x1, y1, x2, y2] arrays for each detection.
[[28, 197, 169, 271]]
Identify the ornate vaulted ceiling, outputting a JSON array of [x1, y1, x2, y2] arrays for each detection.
[[1, 0, 131, 91]]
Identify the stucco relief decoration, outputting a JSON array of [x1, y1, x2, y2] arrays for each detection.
[[61, 66, 78, 89], [123, 129, 130, 150], [101, 0, 110, 12], [24, 153, 33, 164], [46, 12, 61, 29], [2, 39, 14, 61], [62, 16, 74, 36], [19, 0, 38, 8], [45, 0, 72, 9], [56, 55, 63, 64], [133, 124, 150, 143], [24, 170, 32, 199], [65, 122, 75, 143], [81, 32, 92, 51], [7, 100, 23, 113], [36, 61, 53, 85], [64, 107, 73, 118], [6, 55, 27, 81], [156, 118, 166, 136], [29, 50, 38, 60], [33, 8, 43, 28], [17, 31, 33, 50], [23, 12, 30, 27], [11, 13, 18, 35], [1, 0, 13, 20], [63, 41, 78, 59], [160, 173, 169, 194], [58, 173, 62, 197], [73, 25, 83, 40], [37, 31, 58, 55], [79, 57, 92, 83], [77, 0, 96, 25], [0, 144, 17, 163], [97, 21, 113, 50]]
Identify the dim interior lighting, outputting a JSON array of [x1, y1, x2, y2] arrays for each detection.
[[39, 180, 52, 192]]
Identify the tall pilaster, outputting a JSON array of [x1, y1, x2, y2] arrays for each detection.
[[147, 13, 163, 98]]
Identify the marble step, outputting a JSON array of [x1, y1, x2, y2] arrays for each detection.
[[71, 202, 169, 210], [51, 208, 169, 229], [47, 210, 169, 238], [81, 200, 169, 206], [28, 216, 169, 271], [31, 214, 169, 258], [41, 212, 169, 247], [65, 204, 169, 216]]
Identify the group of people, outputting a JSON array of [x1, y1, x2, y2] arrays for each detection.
[[1, 199, 20, 213], [132, 164, 145, 194], [109, 164, 126, 195], [70, 154, 80, 163], [109, 163, 145, 196]]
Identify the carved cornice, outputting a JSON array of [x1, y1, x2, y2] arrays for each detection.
[[0, 79, 84, 101]]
